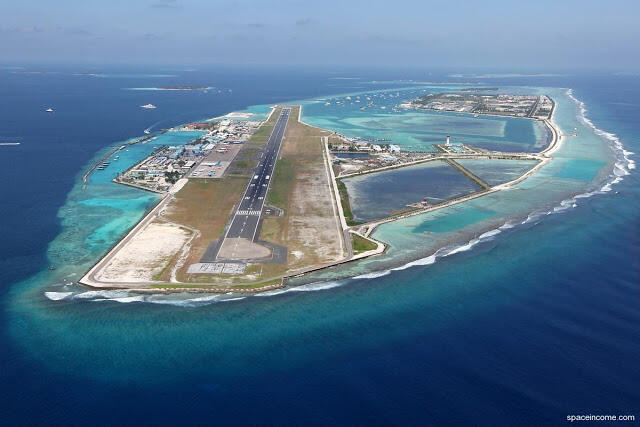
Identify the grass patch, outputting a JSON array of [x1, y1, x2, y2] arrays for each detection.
[[230, 278, 283, 289], [267, 158, 295, 208], [336, 179, 361, 226], [247, 108, 280, 145], [233, 160, 250, 169], [351, 233, 378, 254], [162, 178, 247, 281], [150, 278, 282, 290]]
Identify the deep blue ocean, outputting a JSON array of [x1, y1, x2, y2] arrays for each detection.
[[0, 66, 638, 425]]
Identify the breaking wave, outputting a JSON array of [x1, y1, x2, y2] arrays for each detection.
[[294, 89, 634, 288], [567, 88, 634, 175], [44, 292, 73, 301], [44, 89, 634, 304], [255, 281, 345, 297], [44, 289, 247, 307]]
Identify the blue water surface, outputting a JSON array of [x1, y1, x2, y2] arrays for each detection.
[[0, 67, 639, 425]]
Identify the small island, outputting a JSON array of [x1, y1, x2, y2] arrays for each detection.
[[79, 92, 560, 293], [400, 92, 554, 119]]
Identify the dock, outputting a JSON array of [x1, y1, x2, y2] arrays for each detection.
[[82, 133, 160, 190], [443, 158, 490, 189]]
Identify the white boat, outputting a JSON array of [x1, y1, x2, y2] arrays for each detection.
[[140, 104, 157, 109], [45, 108, 54, 113]]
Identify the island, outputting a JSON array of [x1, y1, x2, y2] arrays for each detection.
[[79, 92, 560, 293]]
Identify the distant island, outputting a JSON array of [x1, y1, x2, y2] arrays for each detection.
[[156, 85, 212, 90], [399, 92, 554, 119], [127, 86, 215, 91]]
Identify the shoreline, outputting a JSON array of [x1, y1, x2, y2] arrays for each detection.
[[77, 96, 563, 294], [289, 89, 628, 287]]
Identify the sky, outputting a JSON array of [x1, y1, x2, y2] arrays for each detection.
[[1, 0, 639, 70]]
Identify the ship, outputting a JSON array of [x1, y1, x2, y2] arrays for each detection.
[[96, 160, 110, 170], [140, 104, 157, 109], [45, 108, 54, 113]]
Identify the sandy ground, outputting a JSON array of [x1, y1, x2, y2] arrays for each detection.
[[286, 153, 344, 265], [338, 163, 364, 174], [96, 222, 191, 282], [169, 178, 188, 194]]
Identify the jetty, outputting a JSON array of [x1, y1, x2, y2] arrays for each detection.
[[81, 133, 160, 189], [443, 158, 490, 189]]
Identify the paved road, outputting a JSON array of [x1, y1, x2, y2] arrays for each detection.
[[223, 107, 291, 242], [527, 95, 541, 118]]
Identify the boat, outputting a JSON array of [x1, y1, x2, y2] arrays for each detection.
[[97, 160, 110, 170], [140, 104, 157, 109], [45, 108, 54, 113]]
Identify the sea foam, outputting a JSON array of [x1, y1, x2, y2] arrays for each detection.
[[45, 89, 634, 303], [291, 89, 634, 289]]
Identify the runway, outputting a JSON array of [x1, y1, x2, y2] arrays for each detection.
[[214, 107, 290, 259]]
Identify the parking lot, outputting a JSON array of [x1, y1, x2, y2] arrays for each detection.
[[189, 143, 243, 179]]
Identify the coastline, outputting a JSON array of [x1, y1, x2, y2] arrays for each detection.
[[7, 69, 640, 424], [287, 87, 629, 287], [76, 91, 566, 294]]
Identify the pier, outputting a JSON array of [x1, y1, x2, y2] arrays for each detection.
[[443, 158, 490, 189], [81, 133, 159, 190], [337, 151, 542, 179]]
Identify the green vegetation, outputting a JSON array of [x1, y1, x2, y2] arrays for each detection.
[[230, 278, 284, 289], [164, 170, 180, 184], [150, 278, 282, 290], [162, 177, 248, 282], [233, 160, 249, 169], [227, 107, 282, 178], [247, 108, 280, 145], [351, 233, 378, 254], [267, 158, 295, 208], [336, 179, 360, 226]]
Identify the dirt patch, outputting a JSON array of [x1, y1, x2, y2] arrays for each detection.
[[97, 222, 191, 283], [261, 106, 345, 270]]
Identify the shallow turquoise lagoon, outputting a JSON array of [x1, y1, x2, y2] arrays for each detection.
[[554, 159, 607, 182], [299, 87, 549, 152], [342, 161, 479, 222], [456, 159, 539, 186], [1, 70, 635, 425], [413, 208, 496, 233], [89, 130, 204, 185], [296, 87, 618, 282]]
